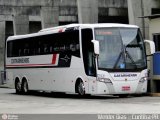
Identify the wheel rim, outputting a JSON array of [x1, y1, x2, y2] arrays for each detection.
[[78, 82, 85, 95], [24, 82, 27, 92], [23, 81, 28, 93], [16, 81, 21, 92]]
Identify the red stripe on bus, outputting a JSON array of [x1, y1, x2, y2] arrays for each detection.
[[58, 29, 63, 33], [52, 54, 57, 64]]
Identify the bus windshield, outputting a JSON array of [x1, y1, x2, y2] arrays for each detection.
[[95, 27, 147, 71]]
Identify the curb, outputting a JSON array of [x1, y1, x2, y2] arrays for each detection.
[[0, 85, 9, 88]]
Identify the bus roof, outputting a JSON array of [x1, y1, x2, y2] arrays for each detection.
[[40, 23, 138, 32], [7, 23, 139, 41]]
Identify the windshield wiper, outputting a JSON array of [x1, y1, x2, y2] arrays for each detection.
[[124, 46, 137, 69], [113, 49, 123, 69], [114, 45, 137, 69], [114, 29, 137, 69]]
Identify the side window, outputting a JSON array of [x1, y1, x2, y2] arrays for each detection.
[[12, 40, 24, 57], [7, 38, 35, 57], [82, 29, 96, 77], [7, 30, 80, 57], [49, 30, 80, 57], [7, 41, 13, 57], [36, 38, 42, 55], [67, 30, 80, 57], [24, 42, 30, 56]]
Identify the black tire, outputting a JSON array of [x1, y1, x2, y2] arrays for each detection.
[[119, 94, 128, 98], [15, 80, 21, 94], [77, 81, 85, 96], [21, 80, 29, 94]]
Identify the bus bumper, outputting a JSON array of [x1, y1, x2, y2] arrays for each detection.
[[95, 80, 147, 95]]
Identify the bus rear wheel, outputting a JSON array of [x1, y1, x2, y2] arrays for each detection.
[[15, 80, 21, 94], [77, 81, 85, 96], [21, 80, 29, 94]]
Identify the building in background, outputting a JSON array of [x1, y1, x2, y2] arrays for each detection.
[[141, 14, 160, 93], [0, 0, 160, 76]]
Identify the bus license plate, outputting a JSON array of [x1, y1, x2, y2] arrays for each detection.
[[122, 86, 130, 91]]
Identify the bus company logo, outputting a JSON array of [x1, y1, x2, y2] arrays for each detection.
[[114, 73, 138, 78], [2, 114, 8, 120], [60, 55, 70, 62], [11, 58, 30, 64]]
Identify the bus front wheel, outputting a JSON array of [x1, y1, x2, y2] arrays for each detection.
[[77, 81, 85, 96]]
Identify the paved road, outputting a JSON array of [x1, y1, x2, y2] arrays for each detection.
[[0, 88, 160, 114]]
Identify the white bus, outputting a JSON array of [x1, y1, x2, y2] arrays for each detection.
[[5, 24, 155, 97]]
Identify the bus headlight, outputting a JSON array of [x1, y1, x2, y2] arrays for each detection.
[[97, 74, 112, 84], [139, 77, 148, 83]]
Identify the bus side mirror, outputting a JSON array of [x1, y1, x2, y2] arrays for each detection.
[[92, 40, 100, 55], [144, 40, 155, 56]]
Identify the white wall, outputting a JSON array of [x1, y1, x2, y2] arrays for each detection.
[[149, 18, 160, 40]]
